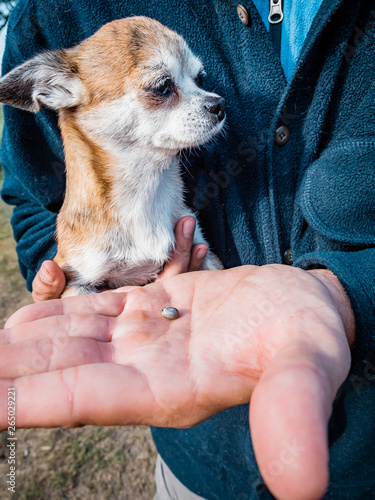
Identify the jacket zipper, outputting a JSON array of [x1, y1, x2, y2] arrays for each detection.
[[268, 0, 283, 57]]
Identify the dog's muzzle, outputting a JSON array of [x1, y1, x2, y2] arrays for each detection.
[[204, 96, 226, 123]]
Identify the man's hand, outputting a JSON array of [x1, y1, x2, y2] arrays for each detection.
[[32, 260, 66, 302], [3, 264, 354, 500], [157, 216, 209, 280], [32, 216, 207, 301]]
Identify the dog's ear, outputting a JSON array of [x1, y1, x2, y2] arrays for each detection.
[[0, 50, 84, 112]]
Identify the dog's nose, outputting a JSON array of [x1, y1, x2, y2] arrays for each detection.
[[204, 97, 226, 122]]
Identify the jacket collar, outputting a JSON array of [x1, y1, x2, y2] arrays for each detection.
[[295, 0, 346, 77]]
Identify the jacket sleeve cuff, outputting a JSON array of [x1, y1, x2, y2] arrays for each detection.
[[294, 249, 375, 373], [9, 202, 58, 292]]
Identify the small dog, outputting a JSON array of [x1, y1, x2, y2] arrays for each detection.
[[0, 17, 225, 296]]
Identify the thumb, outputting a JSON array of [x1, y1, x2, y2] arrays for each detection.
[[250, 345, 350, 500], [32, 260, 66, 302]]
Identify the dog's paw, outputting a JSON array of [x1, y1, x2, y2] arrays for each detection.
[[202, 250, 224, 271]]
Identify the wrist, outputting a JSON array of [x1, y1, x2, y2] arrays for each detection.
[[308, 269, 355, 348]]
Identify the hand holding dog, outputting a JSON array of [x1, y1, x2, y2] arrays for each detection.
[[4, 264, 354, 500], [32, 216, 208, 302]]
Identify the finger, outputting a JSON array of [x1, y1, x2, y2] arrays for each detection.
[[157, 216, 196, 280], [5, 291, 127, 329], [32, 260, 66, 302], [2, 302, 171, 346], [103, 285, 139, 294], [187, 244, 208, 272], [1, 313, 115, 345], [250, 349, 346, 500], [0, 334, 113, 378], [0, 364, 157, 429]]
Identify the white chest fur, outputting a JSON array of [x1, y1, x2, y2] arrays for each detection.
[[66, 155, 190, 291]]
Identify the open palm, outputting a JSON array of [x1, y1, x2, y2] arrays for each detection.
[[2, 264, 352, 500]]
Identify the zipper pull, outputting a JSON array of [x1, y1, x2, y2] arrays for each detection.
[[268, 0, 284, 25]]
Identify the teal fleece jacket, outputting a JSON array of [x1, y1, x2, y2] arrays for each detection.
[[252, 0, 325, 80], [1, 0, 375, 498]]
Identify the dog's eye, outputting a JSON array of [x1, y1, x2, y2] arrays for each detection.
[[154, 79, 173, 96], [194, 74, 203, 88]]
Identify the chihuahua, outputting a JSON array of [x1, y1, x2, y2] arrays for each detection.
[[0, 17, 225, 296]]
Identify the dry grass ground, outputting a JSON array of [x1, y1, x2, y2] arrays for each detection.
[[0, 426, 156, 500], [0, 142, 157, 498]]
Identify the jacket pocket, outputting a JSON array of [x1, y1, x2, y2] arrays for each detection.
[[300, 140, 375, 245]]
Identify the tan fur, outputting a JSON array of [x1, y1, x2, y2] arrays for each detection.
[[54, 110, 118, 275], [68, 18, 180, 107]]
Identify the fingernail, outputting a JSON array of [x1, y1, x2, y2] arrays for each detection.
[[196, 246, 208, 260], [183, 218, 195, 239], [40, 263, 54, 284]]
